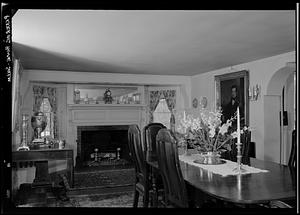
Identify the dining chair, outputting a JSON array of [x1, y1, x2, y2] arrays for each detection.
[[156, 128, 189, 208], [143, 123, 166, 161], [241, 130, 251, 164], [128, 124, 150, 207], [221, 130, 251, 164], [288, 130, 296, 169], [143, 123, 166, 207]]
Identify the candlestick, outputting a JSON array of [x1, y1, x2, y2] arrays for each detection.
[[233, 106, 246, 173], [183, 110, 187, 133], [237, 106, 240, 144], [117, 148, 120, 160], [17, 114, 30, 151]]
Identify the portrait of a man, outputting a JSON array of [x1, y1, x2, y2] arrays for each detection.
[[222, 85, 244, 129], [215, 70, 249, 128]]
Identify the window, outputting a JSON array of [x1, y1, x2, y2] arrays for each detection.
[[153, 98, 171, 128], [39, 98, 54, 138]]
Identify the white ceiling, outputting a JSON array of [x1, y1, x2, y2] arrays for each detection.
[[12, 10, 295, 76]]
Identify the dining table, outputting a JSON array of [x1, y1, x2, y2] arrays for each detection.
[[146, 151, 296, 206]]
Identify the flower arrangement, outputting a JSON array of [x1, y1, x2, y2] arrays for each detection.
[[176, 107, 249, 154]]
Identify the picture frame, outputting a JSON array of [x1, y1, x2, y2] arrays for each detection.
[[192, 98, 198, 108], [214, 70, 249, 126]]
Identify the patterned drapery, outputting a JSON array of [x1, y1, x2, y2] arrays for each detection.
[[33, 85, 58, 138], [149, 89, 176, 130], [46, 87, 57, 112], [149, 90, 163, 123], [162, 90, 176, 131], [33, 86, 45, 113]]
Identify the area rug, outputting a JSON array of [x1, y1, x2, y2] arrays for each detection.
[[48, 192, 142, 207], [74, 168, 135, 188]]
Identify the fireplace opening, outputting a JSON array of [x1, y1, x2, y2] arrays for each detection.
[[76, 125, 133, 169]]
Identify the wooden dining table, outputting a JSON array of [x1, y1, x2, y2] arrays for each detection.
[[146, 153, 296, 206]]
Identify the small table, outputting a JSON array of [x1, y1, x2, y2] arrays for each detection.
[[12, 149, 74, 188]]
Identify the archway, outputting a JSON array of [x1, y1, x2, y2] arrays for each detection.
[[264, 62, 295, 164]]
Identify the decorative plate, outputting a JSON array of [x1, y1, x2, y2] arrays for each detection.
[[200, 96, 208, 108], [192, 98, 198, 108]]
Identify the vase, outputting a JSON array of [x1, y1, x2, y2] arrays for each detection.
[[31, 112, 47, 142], [198, 151, 224, 165]]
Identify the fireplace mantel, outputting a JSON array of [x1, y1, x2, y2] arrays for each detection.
[[68, 104, 146, 108], [68, 103, 146, 124]]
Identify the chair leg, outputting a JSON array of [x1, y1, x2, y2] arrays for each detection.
[[143, 190, 149, 208], [133, 189, 139, 207], [149, 190, 154, 207]]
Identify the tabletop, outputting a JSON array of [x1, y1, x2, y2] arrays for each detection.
[[146, 151, 296, 205], [179, 157, 296, 204]]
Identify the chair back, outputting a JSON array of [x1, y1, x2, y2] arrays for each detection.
[[241, 130, 251, 164], [156, 128, 189, 207], [143, 123, 166, 161], [222, 130, 251, 164], [128, 124, 147, 184], [288, 130, 296, 169]]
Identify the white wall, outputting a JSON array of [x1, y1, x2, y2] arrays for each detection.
[[191, 51, 295, 160]]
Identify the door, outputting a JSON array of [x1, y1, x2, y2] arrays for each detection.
[[264, 95, 282, 163]]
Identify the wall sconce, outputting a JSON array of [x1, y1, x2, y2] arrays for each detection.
[[249, 84, 261, 101]]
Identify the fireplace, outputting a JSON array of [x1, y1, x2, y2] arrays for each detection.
[[68, 103, 145, 168], [76, 125, 133, 168]]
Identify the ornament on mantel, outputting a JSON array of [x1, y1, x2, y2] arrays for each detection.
[[103, 88, 113, 104]]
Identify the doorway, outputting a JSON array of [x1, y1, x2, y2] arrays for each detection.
[[264, 63, 295, 164]]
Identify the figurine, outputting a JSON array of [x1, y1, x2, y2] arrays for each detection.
[[103, 88, 113, 104]]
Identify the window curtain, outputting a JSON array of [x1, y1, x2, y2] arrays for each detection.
[[33, 86, 45, 113], [149, 90, 163, 123], [33, 85, 58, 138], [162, 90, 176, 131], [149, 89, 176, 130]]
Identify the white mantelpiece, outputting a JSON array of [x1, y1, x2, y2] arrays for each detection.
[[67, 104, 147, 164]]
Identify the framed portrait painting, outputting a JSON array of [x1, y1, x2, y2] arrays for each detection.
[[215, 70, 249, 127]]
